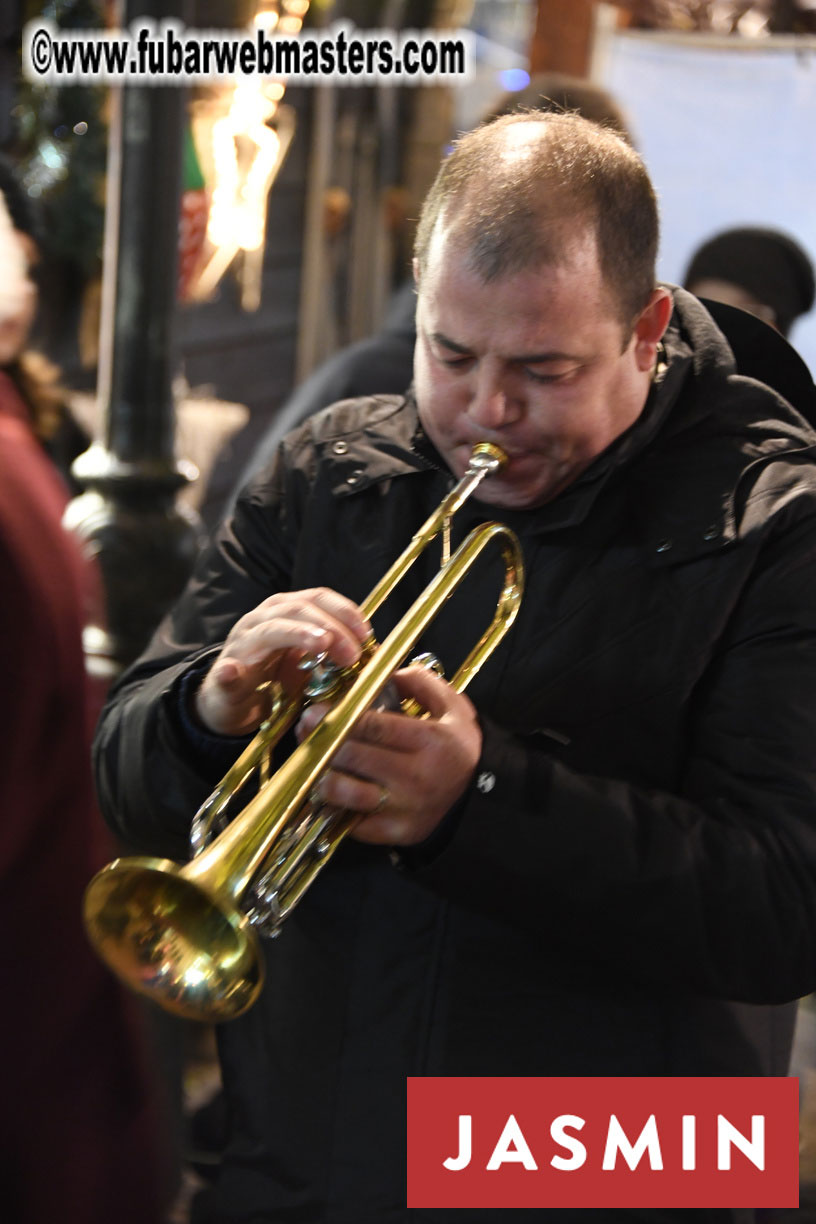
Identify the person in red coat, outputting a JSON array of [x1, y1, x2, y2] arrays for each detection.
[[0, 191, 168, 1222]]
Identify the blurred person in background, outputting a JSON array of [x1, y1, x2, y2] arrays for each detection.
[[683, 225, 816, 421], [0, 156, 90, 494], [0, 187, 168, 1223], [684, 225, 815, 341]]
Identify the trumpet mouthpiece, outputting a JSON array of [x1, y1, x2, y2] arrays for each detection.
[[468, 442, 509, 475]]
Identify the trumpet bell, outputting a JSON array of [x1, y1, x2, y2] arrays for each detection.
[[83, 857, 264, 1021]]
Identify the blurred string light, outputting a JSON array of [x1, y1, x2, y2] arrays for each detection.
[[24, 136, 69, 198], [498, 68, 530, 92], [19, 0, 96, 199], [195, 0, 307, 309]]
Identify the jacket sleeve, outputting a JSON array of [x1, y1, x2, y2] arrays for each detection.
[[93, 454, 301, 860], [413, 486, 816, 1005]]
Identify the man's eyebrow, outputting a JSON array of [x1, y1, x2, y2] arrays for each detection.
[[431, 332, 472, 355], [512, 350, 582, 364], [432, 332, 582, 364]]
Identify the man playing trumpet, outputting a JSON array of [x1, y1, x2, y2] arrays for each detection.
[[95, 113, 816, 1223]]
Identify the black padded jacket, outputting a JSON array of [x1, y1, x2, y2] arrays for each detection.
[[95, 290, 816, 1224]]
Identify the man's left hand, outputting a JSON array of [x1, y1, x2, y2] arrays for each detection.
[[296, 665, 482, 845]]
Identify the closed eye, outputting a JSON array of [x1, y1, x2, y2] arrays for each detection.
[[435, 349, 475, 371], [429, 331, 475, 370], [523, 365, 579, 385]]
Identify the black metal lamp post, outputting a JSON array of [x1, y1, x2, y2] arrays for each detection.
[[65, 0, 202, 675]]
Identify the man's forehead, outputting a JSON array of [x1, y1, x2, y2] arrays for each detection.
[[420, 220, 603, 296]]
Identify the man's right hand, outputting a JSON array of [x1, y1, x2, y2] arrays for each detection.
[[194, 588, 371, 737]]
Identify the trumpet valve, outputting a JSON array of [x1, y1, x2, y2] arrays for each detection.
[[300, 634, 377, 702]]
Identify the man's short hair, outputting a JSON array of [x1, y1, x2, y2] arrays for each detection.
[[414, 112, 659, 328]]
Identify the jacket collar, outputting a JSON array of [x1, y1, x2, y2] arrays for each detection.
[[308, 394, 431, 498]]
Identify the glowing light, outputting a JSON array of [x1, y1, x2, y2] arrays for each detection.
[[194, 0, 306, 308], [498, 68, 530, 92], [254, 9, 279, 31], [207, 85, 281, 253]]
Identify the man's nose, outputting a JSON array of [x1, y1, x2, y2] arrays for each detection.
[[467, 371, 522, 430]]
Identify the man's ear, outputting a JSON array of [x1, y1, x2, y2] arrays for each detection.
[[632, 288, 673, 372]]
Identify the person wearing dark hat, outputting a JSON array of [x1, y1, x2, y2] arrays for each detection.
[[684, 225, 815, 339]]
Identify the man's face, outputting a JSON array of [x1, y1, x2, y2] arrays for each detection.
[[413, 227, 668, 510]]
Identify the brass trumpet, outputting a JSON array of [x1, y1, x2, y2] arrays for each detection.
[[83, 443, 524, 1022]]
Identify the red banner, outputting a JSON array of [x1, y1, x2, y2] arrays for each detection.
[[406, 1077, 799, 1209]]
